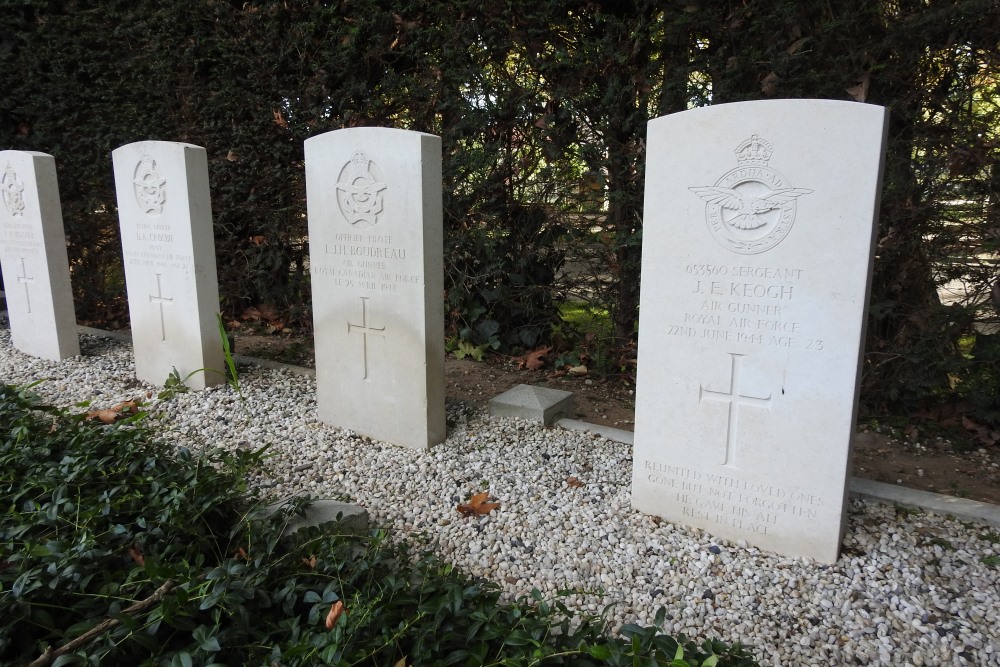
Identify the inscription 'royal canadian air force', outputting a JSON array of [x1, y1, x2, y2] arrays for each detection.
[[690, 135, 812, 255]]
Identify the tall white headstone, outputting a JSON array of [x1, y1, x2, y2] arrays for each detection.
[[112, 141, 224, 389], [0, 151, 79, 360], [632, 100, 888, 563], [305, 127, 445, 449]]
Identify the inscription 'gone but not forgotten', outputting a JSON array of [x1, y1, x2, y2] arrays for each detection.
[[632, 100, 889, 563]]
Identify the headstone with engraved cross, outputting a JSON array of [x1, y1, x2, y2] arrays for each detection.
[[112, 141, 224, 390], [631, 100, 888, 563], [0, 151, 80, 361], [305, 127, 445, 449]]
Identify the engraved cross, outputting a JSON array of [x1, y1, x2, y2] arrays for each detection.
[[699, 353, 772, 468], [347, 296, 385, 379], [16, 258, 35, 314], [148, 273, 173, 342]]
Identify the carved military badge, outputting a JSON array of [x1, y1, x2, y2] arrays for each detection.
[[690, 135, 812, 254], [1, 163, 25, 217], [133, 156, 166, 214], [336, 150, 387, 226]]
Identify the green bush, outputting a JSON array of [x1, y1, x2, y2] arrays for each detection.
[[0, 384, 758, 666]]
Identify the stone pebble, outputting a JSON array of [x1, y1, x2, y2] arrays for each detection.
[[2, 330, 999, 666]]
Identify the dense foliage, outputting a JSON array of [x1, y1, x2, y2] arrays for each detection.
[[0, 384, 758, 666], [1, 0, 999, 419]]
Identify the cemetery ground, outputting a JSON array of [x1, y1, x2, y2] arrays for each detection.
[[3, 327, 999, 665], [231, 325, 1000, 507]]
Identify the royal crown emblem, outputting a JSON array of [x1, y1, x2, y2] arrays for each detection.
[[133, 156, 166, 215], [1, 163, 25, 217], [335, 150, 388, 226], [690, 134, 812, 254]]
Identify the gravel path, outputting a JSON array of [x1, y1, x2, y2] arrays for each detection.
[[3, 330, 998, 666]]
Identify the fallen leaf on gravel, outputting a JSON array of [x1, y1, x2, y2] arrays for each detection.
[[566, 476, 584, 488], [86, 409, 120, 425], [457, 491, 500, 516]]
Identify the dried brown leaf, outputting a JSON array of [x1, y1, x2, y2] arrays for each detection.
[[128, 546, 145, 566], [86, 409, 120, 425], [761, 71, 781, 96], [325, 600, 346, 630], [516, 346, 552, 370], [786, 37, 811, 55], [457, 491, 501, 516], [846, 72, 871, 103]]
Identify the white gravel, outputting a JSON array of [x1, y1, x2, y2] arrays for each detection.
[[2, 329, 999, 666]]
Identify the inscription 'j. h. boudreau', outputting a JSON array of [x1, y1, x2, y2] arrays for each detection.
[[699, 352, 772, 467]]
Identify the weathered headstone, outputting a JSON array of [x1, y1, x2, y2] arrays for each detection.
[[112, 141, 224, 389], [305, 127, 445, 449], [632, 100, 888, 562], [0, 151, 80, 361]]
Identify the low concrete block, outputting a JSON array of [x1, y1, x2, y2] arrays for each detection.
[[262, 499, 369, 537], [490, 384, 574, 425]]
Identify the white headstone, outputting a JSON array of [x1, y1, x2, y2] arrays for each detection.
[[632, 100, 888, 563], [305, 127, 445, 449], [112, 141, 224, 389], [0, 151, 80, 361]]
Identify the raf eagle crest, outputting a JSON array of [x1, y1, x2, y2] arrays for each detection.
[[690, 135, 812, 254]]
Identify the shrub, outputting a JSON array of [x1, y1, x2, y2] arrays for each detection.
[[0, 384, 758, 666]]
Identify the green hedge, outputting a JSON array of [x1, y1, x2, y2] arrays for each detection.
[[2, 0, 999, 419]]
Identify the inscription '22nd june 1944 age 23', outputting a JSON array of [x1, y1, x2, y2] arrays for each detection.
[[664, 262, 824, 351]]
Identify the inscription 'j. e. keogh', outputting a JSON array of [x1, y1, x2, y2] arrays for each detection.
[[690, 135, 812, 255], [336, 150, 388, 226], [2, 163, 25, 216], [133, 156, 166, 215]]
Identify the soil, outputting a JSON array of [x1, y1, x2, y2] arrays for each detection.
[[232, 329, 1000, 506]]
